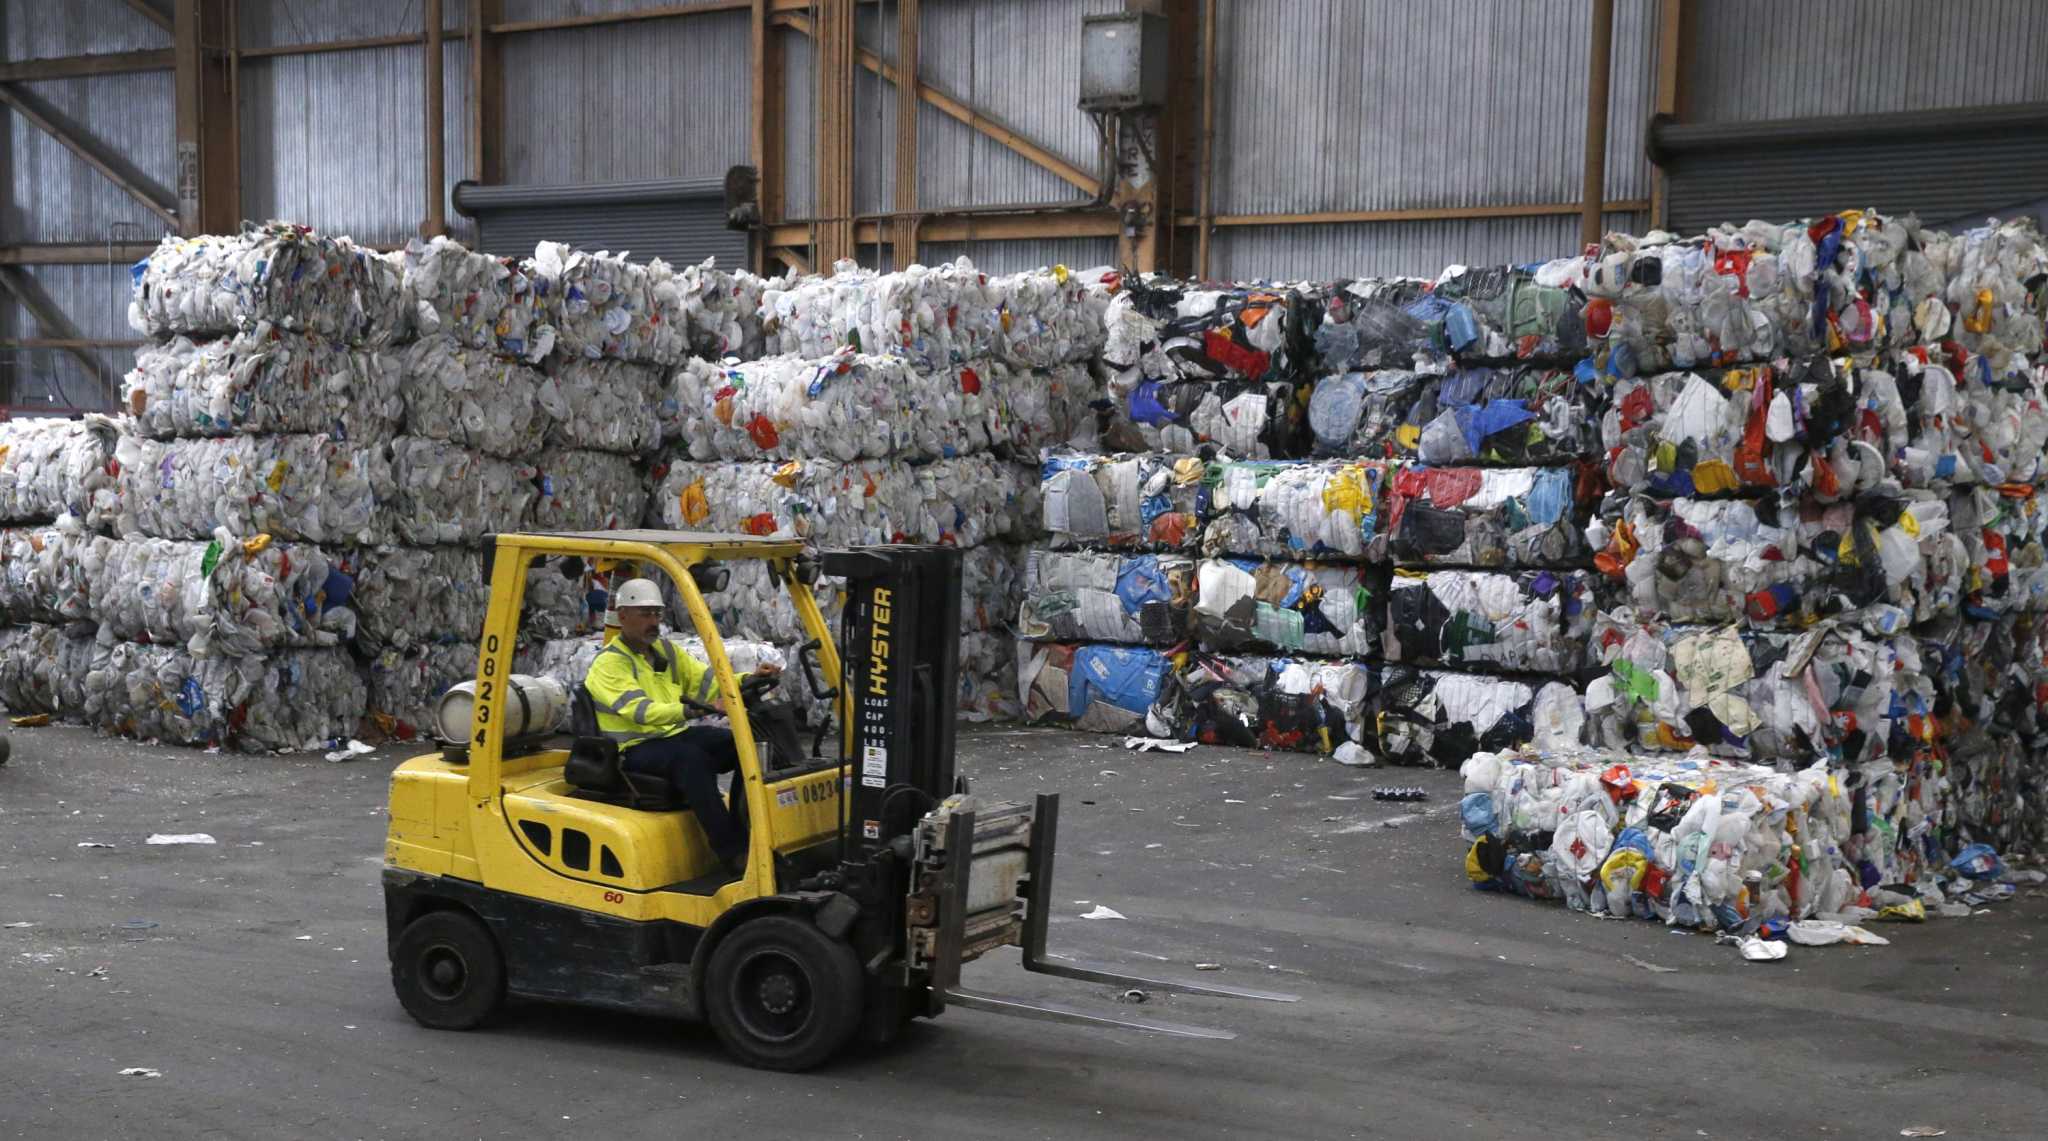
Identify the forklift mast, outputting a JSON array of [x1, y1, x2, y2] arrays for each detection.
[[822, 545, 963, 858]]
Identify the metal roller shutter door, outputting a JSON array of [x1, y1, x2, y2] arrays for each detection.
[[1653, 104, 2048, 234], [452, 178, 750, 270]]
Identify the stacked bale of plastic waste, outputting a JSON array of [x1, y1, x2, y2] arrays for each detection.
[[655, 258, 1106, 721], [358, 237, 740, 738], [1018, 452, 1206, 735], [0, 417, 121, 722], [82, 223, 402, 749], [1460, 210, 2048, 935]]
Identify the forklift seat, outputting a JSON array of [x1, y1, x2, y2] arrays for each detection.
[[561, 685, 689, 812]]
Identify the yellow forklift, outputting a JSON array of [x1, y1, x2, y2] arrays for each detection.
[[383, 530, 1291, 1070]]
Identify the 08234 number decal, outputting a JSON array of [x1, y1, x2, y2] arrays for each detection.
[[472, 635, 503, 746]]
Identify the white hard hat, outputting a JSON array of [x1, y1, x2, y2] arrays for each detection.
[[613, 578, 664, 609]]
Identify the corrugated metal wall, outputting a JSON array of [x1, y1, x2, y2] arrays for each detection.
[[11, 0, 2048, 401], [1686, 0, 2048, 122], [1207, 0, 1657, 278], [498, 10, 750, 189]]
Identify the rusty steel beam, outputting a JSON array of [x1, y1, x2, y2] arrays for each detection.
[[0, 85, 179, 227], [0, 48, 173, 82]]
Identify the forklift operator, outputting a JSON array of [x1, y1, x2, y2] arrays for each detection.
[[585, 578, 778, 876]]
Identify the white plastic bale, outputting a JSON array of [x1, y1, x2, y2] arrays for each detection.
[[347, 545, 490, 652], [0, 622, 97, 716], [649, 456, 1038, 548], [672, 259, 769, 361], [85, 640, 365, 752], [694, 542, 1019, 644], [1099, 279, 1310, 385], [989, 265, 1112, 368], [1191, 559, 1379, 657], [398, 336, 551, 457], [86, 532, 353, 657], [528, 242, 690, 366], [0, 525, 98, 624], [528, 449, 647, 532], [1384, 569, 1593, 674], [387, 437, 534, 546], [129, 224, 407, 345], [667, 355, 1093, 464], [536, 356, 667, 455], [1203, 459, 1394, 561], [394, 236, 556, 361], [125, 330, 403, 442], [345, 546, 597, 653], [367, 641, 478, 739], [110, 434, 393, 545], [761, 258, 1001, 370], [956, 630, 1020, 721], [0, 416, 121, 526], [1039, 452, 1205, 552], [1016, 549, 1193, 645]]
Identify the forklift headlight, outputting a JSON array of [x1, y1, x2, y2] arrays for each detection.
[[691, 562, 731, 594]]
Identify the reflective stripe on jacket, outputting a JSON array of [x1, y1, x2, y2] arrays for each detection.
[[583, 638, 723, 749]]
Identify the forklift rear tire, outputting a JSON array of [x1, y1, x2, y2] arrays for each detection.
[[392, 910, 506, 1031], [704, 916, 862, 1071]]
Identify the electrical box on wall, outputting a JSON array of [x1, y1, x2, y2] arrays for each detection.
[[1078, 12, 1168, 111]]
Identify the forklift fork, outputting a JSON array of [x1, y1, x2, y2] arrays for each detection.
[[930, 794, 1297, 1041]]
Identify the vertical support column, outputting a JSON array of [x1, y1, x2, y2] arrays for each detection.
[[423, 0, 446, 237], [751, 0, 776, 273], [1580, 0, 1615, 249], [173, 0, 238, 237], [1114, 0, 1192, 276], [893, 0, 920, 271], [469, 0, 505, 186], [1195, 0, 1217, 281], [1650, 0, 1688, 232], [814, 0, 856, 271]]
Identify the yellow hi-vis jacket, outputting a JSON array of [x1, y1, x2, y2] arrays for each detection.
[[584, 638, 724, 749]]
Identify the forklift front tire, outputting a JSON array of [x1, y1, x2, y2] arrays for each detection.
[[392, 910, 506, 1031], [703, 916, 863, 1071]]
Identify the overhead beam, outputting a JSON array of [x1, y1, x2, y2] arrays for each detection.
[[769, 247, 811, 275], [119, 0, 175, 34], [0, 267, 113, 400], [1, 338, 148, 350], [0, 244, 161, 266], [0, 85, 179, 227], [0, 49, 173, 82], [1177, 199, 1652, 229], [777, 11, 1099, 196], [767, 210, 1119, 249], [488, 1, 751, 35], [239, 29, 464, 60]]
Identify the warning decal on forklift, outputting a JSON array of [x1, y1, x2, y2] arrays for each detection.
[[862, 743, 888, 774], [863, 820, 881, 840]]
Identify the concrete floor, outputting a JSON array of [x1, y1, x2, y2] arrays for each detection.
[[1, 723, 2044, 1140]]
